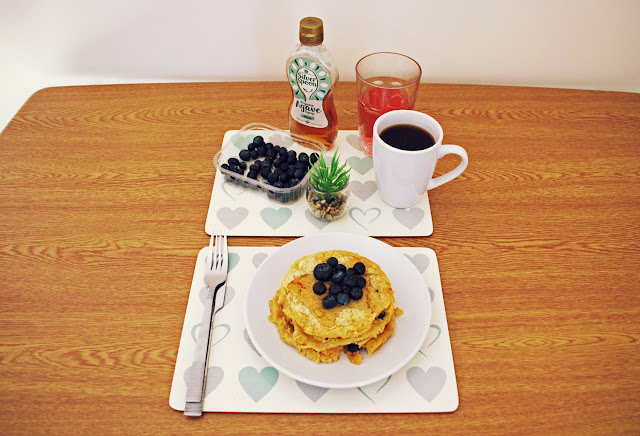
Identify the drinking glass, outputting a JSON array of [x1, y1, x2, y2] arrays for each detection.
[[356, 52, 421, 156]]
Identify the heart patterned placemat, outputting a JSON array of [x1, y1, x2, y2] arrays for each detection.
[[204, 130, 433, 237], [169, 246, 458, 413]]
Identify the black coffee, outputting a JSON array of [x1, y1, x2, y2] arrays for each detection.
[[380, 124, 436, 151]]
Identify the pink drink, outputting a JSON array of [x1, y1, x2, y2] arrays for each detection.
[[356, 53, 421, 156], [358, 83, 412, 155]]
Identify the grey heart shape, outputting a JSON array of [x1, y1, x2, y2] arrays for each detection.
[[252, 253, 268, 269], [244, 328, 261, 356], [406, 366, 447, 402], [305, 209, 329, 230], [404, 253, 430, 274], [393, 208, 425, 230], [217, 207, 249, 230], [184, 364, 224, 398], [199, 285, 235, 309], [351, 180, 378, 201], [296, 380, 329, 402], [346, 133, 361, 150]]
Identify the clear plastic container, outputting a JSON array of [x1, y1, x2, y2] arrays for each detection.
[[213, 123, 326, 204]]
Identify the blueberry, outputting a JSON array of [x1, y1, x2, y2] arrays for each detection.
[[221, 163, 230, 170], [228, 157, 240, 166], [331, 270, 346, 284], [313, 282, 327, 295], [273, 158, 283, 167], [346, 268, 357, 276], [322, 295, 337, 309], [353, 262, 366, 275], [249, 164, 260, 172], [247, 171, 258, 179], [267, 172, 279, 184], [278, 173, 289, 183], [228, 164, 238, 172], [238, 161, 247, 171], [252, 135, 264, 145], [273, 168, 283, 177], [260, 159, 272, 168], [287, 167, 296, 176], [294, 161, 306, 170], [335, 264, 347, 273], [310, 153, 319, 164], [266, 149, 277, 158], [313, 263, 333, 281], [247, 143, 256, 151], [329, 283, 342, 295], [346, 343, 360, 353], [287, 155, 297, 165], [250, 150, 259, 159], [336, 292, 350, 305], [343, 275, 357, 288], [377, 311, 386, 319], [280, 162, 289, 172], [356, 276, 366, 289], [278, 147, 288, 157], [349, 287, 363, 301], [260, 167, 271, 179], [257, 146, 267, 157], [326, 257, 338, 268], [239, 149, 252, 161], [293, 169, 305, 179], [298, 152, 310, 165], [265, 142, 274, 150], [254, 159, 263, 167], [288, 177, 300, 187]]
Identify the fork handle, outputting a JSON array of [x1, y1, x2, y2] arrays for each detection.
[[184, 290, 216, 416]]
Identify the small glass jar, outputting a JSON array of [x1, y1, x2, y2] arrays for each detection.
[[306, 182, 350, 221]]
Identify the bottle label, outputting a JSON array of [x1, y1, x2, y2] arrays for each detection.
[[288, 56, 331, 128]]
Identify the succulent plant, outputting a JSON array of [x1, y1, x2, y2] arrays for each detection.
[[308, 152, 351, 192]]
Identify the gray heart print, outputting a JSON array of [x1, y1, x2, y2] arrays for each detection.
[[406, 366, 447, 402], [393, 208, 425, 230], [217, 207, 249, 229], [351, 180, 378, 201]]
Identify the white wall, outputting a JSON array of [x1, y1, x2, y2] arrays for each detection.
[[1, 0, 639, 132]]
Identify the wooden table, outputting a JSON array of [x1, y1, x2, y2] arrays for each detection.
[[1, 82, 639, 434]]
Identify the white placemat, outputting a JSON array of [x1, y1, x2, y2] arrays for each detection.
[[169, 246, 458, 413], [205, 130, 433, 237]]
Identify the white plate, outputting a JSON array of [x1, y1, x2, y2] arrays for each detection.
[[244, 232, 431, 389]]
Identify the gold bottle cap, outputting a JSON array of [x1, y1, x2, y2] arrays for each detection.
[[299, 17, 324, 45]]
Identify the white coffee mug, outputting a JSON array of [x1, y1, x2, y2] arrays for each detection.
[[373, 110, 468, 208]]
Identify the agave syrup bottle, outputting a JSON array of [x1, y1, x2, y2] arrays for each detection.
[[286, 17, 338, 149]]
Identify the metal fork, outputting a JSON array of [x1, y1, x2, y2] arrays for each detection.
[[184, 233, 228, 417]]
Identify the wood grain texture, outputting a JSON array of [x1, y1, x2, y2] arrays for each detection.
[[1, 82, 639, 435]]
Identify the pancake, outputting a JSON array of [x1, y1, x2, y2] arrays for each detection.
[[268, 250, 401, 364]]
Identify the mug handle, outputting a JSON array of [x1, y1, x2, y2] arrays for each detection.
[[427, 144, 468, 190]]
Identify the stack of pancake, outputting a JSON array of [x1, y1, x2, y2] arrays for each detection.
[[268, 250, 401, 364]]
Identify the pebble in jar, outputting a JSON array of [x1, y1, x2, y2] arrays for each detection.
[[287, 17, 338, 149]]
